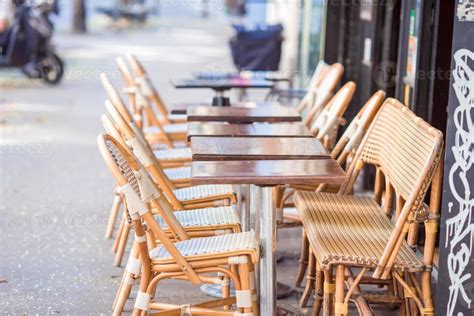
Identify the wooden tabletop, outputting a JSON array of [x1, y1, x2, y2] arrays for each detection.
[[170, 101, 279, 115], [187, 106, 301, 123], [172, 78, 274, 90], [187, 123, 312, 141], [191, 159, 346, 185], [191, 137, 328, 161]]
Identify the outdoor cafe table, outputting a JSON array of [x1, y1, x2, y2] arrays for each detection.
[[170, 101, 279, 115], [191, 158, 346, 315], [172, 78, 274, 106], [186, 122, 312, 141], [186, 106, 301, 123], [191, 137, 327, 161]]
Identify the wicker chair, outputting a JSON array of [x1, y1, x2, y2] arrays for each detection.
[[295, 99, 443, 316], [292, 91, 386, 307], [116, 56, 187, 146], [104, 100, 237, 210], [299, 63, 344, 128], [100, 73, 191, 168], [98, 134, 259, 316], [127, 53, 187, 125]]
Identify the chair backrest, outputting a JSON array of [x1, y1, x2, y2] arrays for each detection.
[[104, 100, 184, 210], [97, 134, 201, 283], [101, 73, 134, 123], [300, 63, 344, 127], [330, 90, 386, 165], [116, 57, 137, 110], [309, 60, 331, 89], [127, 53, 171, 122], [101, 73, 173, 148], [341, 98, 444, 279], [309, 81, 356, 149]]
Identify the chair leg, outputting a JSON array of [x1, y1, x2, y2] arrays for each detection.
[[322, 268, 334, 316], [238, 259, 255, 315], [334, 265, 347, 316], [222, 274, 231, 311], [312, 261, 324, 316], [295, 228, 310, 287], [299, 251, 316, 307], [114, 221, 130, 267], [421, 271, 435, 316], [249, 261, 259, 316], [113, 245, 140, 314], [105, 195, 121, 239], [113, 214, 125, 253]]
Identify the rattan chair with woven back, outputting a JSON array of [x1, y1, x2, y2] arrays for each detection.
[[101, 103, 237, 267], [294, 98, 443, 316], [116, 57, 188, 146], [104, 99, 237, 211], [127, 53, 187, 125], [273, 81, 357, 218], [98, 134, 259, 316], [280, 90, 386, 301], [97, 132, 244, 313], [100, 73, 192, 168], [101, 112, 192, 263], [298, 63, 344, 128]]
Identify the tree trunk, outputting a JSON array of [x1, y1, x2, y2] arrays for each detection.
[[72, 0, 87, 33]]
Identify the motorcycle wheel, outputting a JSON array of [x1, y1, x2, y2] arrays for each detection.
[[39, 54, 64, 85]]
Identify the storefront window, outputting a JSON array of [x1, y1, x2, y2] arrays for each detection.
[[297, 0, 326, 86]]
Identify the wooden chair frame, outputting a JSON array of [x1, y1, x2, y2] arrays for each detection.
[[299, 63, 344, 128], [101, 72, 187, 148], [116, 57, 187, 146], [291, 90, 386, 296], [295, 99, 444, 315], [127, 53, 186, 125], [104, 100, 237, 211], [98, 134, 258, 316]]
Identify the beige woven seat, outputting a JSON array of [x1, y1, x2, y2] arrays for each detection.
[[164, 166, 190, 180], [153, 147, 191, 161], [144, 123, 187, 134], [155, 206, 240, 231], [150, 231, 258, 264], [174, 184, 235, 202], [295, 192, 423, 271]]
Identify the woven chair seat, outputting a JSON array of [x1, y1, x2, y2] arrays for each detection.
[[154, 147, 191, 161], [150, 231, 259, 263], [145, 123, 187, 135], [174, 185, 235, 201], [164, 166, 191, 180], [167, 114, 187, 121], [155, 206, 240, 229], [295, 191, 424, 272]]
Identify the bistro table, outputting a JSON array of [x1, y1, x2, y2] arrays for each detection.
[[170, 101, 279, 115], [191, 158, 346, 315], [191, 137, 328, 161], [187, 122, 312, 141], [172, 78, 274, 106], [187, 106, 301, 123]]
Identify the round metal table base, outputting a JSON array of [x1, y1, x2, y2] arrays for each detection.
[[200, 282, 293, 299]]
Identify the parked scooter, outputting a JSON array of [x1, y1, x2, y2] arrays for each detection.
[[0, 0, 64, 84]]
